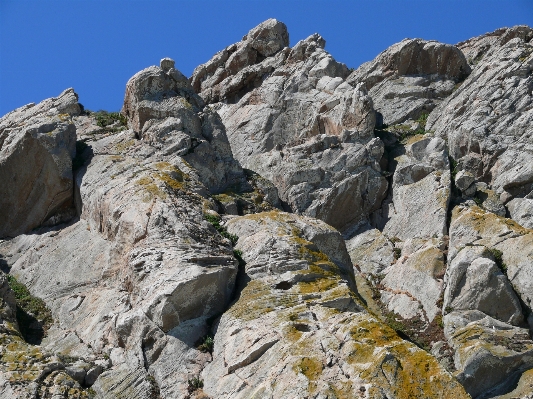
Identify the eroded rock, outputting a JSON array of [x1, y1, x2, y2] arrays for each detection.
[[0, 89, 80, 238]]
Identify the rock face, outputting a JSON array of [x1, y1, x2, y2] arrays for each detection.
[[347, 38, 471, 125], [122, 58, 245, 194], [0, 89, 80, 238], [442, 204, 533, 397], [3, 19, 533, 399], [426, 26, 533, 204], [193, 20, 387, 233], [202, 211, 468, 398]]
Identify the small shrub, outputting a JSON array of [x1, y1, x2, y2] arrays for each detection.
[[197, 335, 214, 353], [94, 110, 127, 128], [393, 247, 402, 260], [489, 248, 507, 273], [204, 214, 238, 245], [187, 376, 204, 392], [233, 249, 245, 267]]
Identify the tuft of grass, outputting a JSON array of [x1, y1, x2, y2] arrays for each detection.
[[204, 214, 238, 245], [7, 275, 53, 344], [489, 248, 507, 273]]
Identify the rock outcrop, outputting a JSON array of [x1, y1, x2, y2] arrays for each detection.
[[426, 26, 533, 207], [202, 212, 468, 398], [347, 38, 471, 125], [193, 20, 387, 234], [2, 19, 533, 399], [0, 89, 80, 238]]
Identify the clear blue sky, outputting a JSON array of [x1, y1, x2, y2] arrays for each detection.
[[1, 0, 532, 116]]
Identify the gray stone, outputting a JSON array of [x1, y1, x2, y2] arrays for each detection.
[[507, 197, 533, 229], [201, 211, 468, 398], [0, 89, 80, 238], [194, 24, 387, 233], [347, 38, 470, 125], [427, 26, 533, 201], [455, 170, 476, 194], [443, 246, 523, 325]]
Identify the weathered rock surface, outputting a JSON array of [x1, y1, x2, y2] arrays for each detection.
[[346, 225, 395, 275], [347, 38, 470, 125], [3, 19, 533, 399], [381, 238, 446, 323], [443, 246, 523, 325], [373, 135, 451, 240], [0, 64, 247, 398], [122, 59, 245, 194], [507, 197, 533, 229], [444, 310, 533, 398], [202, 211, 468, 398], [427, 26, 533, 204], [449, 205, 533, 312], [0, 89, 80, 238], [193, 21, 387, 233], [443, 204, 533, 397]]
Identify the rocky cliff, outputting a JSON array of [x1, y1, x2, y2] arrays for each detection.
[[1, 19, 533, 399]]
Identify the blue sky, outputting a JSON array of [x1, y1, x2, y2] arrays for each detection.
[[1, 0, 532, 116]]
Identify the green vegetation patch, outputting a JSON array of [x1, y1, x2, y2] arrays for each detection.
[[204, 214, 238, 245], [7, 275, 53, 344]]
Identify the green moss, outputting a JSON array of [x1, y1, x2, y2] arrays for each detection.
[[7, 275, 52, 344]]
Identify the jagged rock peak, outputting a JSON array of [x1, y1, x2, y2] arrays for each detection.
[[348, 38, 471, 91], [457, 24, 533, 65], [190, 19, 289, 97]]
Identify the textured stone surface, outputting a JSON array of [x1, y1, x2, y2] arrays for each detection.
[[193, 22, 387, 233], [373, 135, 451, 240], [346, 225, 395, 275], [0, 89, 80, 238], [380, 239, 445, 323], [4, 20, 533, 399], [444, 310, 533, 398], [427, 26, 533, 201], [201, 212, 468, 399], [443, 246, 523, 325], [507, 197, 533, 229], [347, 38, 470, 125]]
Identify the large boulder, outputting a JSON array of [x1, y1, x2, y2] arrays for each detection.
[[372, 135, 451, 240], [445, 310, 533, 398], [443, 204, 533, 397], [0, 89, 80, 238], [193, 21, 387, 233]]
